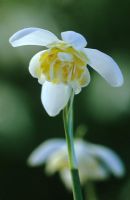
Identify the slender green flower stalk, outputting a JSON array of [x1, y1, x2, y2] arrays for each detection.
[[63, 91, 83, 200]]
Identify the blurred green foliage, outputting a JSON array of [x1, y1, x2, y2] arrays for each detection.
[[0, 0, 130, 199]]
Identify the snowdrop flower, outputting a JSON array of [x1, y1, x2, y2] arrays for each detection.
[[9, 28, 124, 116], [27, 139, 125, 190]]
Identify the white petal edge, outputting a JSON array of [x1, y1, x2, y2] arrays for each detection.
[[86, 142, 125, 177], [60, 170, 72, 190], [84, 48, 124, 87], [41, 81, 71, 116], [70, 67, 90, 95], [61, 31, 87, 50], [80, 67, 91, 87], [29, 50, 46, 84], [27, 139, 65, 166], [9, 27, 60, 47]]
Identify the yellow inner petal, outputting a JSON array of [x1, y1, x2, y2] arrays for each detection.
[[39, 45, 88, 86]]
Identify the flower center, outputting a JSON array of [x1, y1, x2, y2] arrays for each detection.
[[39, 45, 87, 86]]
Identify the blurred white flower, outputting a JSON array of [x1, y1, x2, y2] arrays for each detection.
[[9, 28, 123, 116], [27, 138, 125, 190]]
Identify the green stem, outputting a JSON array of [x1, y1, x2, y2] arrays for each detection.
[[63, 91, 83, 200]]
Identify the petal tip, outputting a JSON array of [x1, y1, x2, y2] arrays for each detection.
[[114, 74, 124, 87], [45, 108, 60, 117], [41, 82, 71, 117], [9, 36, 17, 47], [27, 155, 37, 167], [109, 68, 124, 87]]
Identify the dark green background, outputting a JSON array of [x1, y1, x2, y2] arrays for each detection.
[[0, 0, 130, 199]]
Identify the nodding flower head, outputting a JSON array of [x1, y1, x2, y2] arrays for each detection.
[[27, 138, 125, 190], [9, 28, 124, 116]]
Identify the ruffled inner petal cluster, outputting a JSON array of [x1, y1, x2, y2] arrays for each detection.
[[37, 45, 89, 93]]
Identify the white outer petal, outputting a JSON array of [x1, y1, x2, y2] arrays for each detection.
[[84, 48, 124, 87], [85, 142, 125, 177], [41, 81, 71, 116], [9, 27, 60, 47], [27, 139, 65, 166], [61, 31, 87, 49], [29, 50, 46, 82]]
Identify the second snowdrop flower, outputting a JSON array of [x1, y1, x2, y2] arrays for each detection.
[[27, 138, 125, 190]]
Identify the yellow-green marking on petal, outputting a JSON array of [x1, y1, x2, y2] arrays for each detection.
[[39, 44, 88, 88]]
